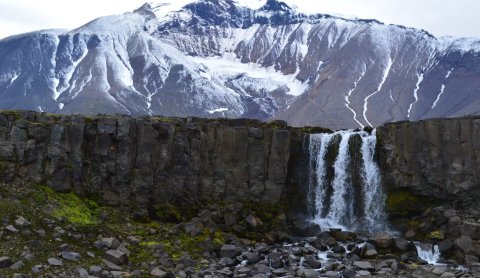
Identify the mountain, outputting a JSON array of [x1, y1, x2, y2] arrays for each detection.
[[1, 0, 480, 129]]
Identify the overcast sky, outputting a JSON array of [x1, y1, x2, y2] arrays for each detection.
[[0, 0, 478, 39]]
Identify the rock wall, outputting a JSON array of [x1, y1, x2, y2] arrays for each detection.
[[377, 116, 480, 211], [0, 111, 326, 219]]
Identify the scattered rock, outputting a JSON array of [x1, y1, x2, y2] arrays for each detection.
[[354, 261, 374, 271], [369, 233, 393, 249], [126, 235, 140, 245], [104, 249, 128, 265], [61, 251, 81, 261], [245, 214, 263, 230], [220, 244, 240, 258], [102, 258, 123, 271], [77, 267, 89, 277], [9, 261, 24, 270], [5, 225, 19, 233], [0, 256, 13, 268], [47, 257, 63, 266], [101, 237, 121, 249], [454, 236, 473, 253], [14, 217, 31, 227], [150, 267, 175, 278]]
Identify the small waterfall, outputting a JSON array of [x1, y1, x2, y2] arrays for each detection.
[[416, 243, 442, 265], [308, 130, 387, 233]]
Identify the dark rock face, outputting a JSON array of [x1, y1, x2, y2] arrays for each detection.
[[377, 116, 480, 210], [0, 111, 311, 219]]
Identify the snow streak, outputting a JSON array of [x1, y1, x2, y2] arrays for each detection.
[[345, 67, 367, 128], [363, 58, 392, 127], [407, 72, 424, 118], [431, 68, 454, 109]]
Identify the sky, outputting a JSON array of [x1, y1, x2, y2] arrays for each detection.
[[0, 0, 479, 39]]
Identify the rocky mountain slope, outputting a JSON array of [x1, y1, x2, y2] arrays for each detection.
[[1, 0, 480, 129]]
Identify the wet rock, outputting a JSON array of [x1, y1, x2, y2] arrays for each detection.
[[363, 249, 378, 259], [394, 237, 409, 252], [268, 253, 284, 269], [357, 270, 372, 277], [300, 269, 318, 278], [354, 261, 374, 271], [438, 239, 453, 253], [220, 244, 240, 258], [440, 272, 456, 278], [454, 236, 473, 253], [369, 233, 393, 249], [343, 267, 356, 278], [47, 258, 63, 266], [462, 222, 480, 240], [305, 255, 321, 269], [246, 252, 261, 264], [0, 256, 13, 268]]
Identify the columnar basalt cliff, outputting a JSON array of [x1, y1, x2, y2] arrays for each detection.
[[377, 116, 480, 211], [1, 111, 480, 224], [0, 110, 326, 220]]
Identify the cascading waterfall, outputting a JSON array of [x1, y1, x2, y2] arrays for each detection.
[[308, 130, 387, 233], [416, 243, 442, 265]]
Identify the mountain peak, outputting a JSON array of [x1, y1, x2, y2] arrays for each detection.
[[260, 0, 292, 12]]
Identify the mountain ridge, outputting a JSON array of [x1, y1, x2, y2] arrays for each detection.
[[0, 0, 479, 129]]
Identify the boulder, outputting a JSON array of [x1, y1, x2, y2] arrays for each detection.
[[305, 255, 321, 269], [14, 217, 31, 227], [47, 258, 63, 266], [0, 257, 13, 268], [369, 233, 393, 249], [394, 238, 409, 252], [454, 236, 473, 254], [245, 215, 263, 230], [61, 251, 81, 261], [353, 261, 374, 271], [462, 221, 480, 240], [104, 249, 128, 265], [150, 267, 175, 278], [220, 244, 240, 258]]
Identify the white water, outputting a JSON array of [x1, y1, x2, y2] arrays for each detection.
[[309, 130, 387, 233], [308, 133, 334, 218], [416, 243, 442, 265]]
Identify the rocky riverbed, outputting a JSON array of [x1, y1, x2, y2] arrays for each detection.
[[1, 184, 478, 278]]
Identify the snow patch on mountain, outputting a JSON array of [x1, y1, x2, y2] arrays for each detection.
[[191, 53, 308, 96]]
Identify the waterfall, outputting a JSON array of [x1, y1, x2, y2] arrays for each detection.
[[308, 130, 387, 233], [416, 243, 442, 265]]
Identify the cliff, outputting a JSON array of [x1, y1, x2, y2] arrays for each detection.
[[0, 110, 327, 221], [377, 116, 480, 214], [1, 111, 480, 222]]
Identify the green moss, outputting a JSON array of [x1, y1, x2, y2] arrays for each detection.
[[427, 230, 444, 240], [38, 186, 99, 226], [386, 190, 422, 217], [153, 203, 182, 223]]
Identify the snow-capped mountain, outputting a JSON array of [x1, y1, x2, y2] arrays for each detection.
[[1, 0, 480, 129]]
